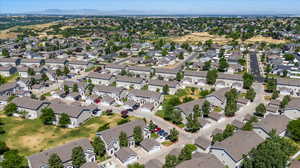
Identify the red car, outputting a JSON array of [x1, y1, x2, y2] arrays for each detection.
[[154, 127, 161, 132], [94, 98, 101, 104]]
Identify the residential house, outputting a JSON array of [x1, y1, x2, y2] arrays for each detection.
[[0, 65, 17, 77], [266, 99, 281, 114], [206, 88, 230, 109], [155, 68, 179, 80], [183, 71, 207, 86], [128, 66, 152, 78], [176, 99, 205, 122], [115, 76, 144, 89], [45, 59, 67, 69], [277, 78, 300, 96], [253, 114, 290, 139], [148, 79, 178, 94], [27, 138, 96, 168], [284, 98, 300, 119], [20, 59, 44, 67], [140, 103, 155, 113], [12, 97, 49, 119], [176, 153, 224, 168], [0, 58, 21, 66], [211, 131, 264, 168], [0, 82, 19, 96], [140, 139, 161, 153], [87, 72, 113, 85], [94, 85, 125, 102], [68, 60, 93, 72], [194, 136, 211, 153], [216, 73, 243, 90], [105, 64, 126, 74], [115, 147, 138, 165], [127, 89, 163, 107], [96, 120, 149, 156]]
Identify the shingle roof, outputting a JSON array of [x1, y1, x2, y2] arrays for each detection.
[[94, 85, 125, 96], [128, 66, 152, 72], [87, 72, 113, 80], [80, 162, 99, 168], [140, 139, 160, 152], [12, 97, 47, 110], [116, 75, 144, 84], [277, 78, 300, 87], [149, 79, 178, 88], [290, 160, 300, 168], [28, 138, 93, 168], [145, 159, 163, 168], [0, 82, 18, 93], [176, 99, 205, 116], [156, 68, 179, 74], [176, 153, 224, 168], [286, 98, 300, 110], [184, 71, 207, 78], [115, 147, 137, 163], [212, 131, 264, 162], [105, 64, 126, 70], [207, 87, 230, 103], [48, 103, 88, 118], [97, 120, 146, 146], [217, 73, 243, 81], [128, 89, 162, 101], [253, 114, 290, 135], [194, 136, 211, 150]]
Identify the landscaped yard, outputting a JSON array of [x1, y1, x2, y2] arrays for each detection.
[[0, 113, 138, 156]]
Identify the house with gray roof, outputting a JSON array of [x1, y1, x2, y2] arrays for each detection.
[[96, 120, 149, 156], [20, 59, 44, 66], [12, 97, 49, 119], [128, 66, 152, 78], [116, 75, 144, 89], [115, 147, 138, 165], [184, 71, 207, 84], [68, 60, 92, 72], [216, 73, 243, 89], [140, 139, 161, 153], [45, 59, 67, 68], [176, 99, 205, 121], [253, 114, 290, 139], [148, 79, 179, 94], [155, 68, 179, 80], [87, 72, 113, 86], [0, 65, 17, 77], [49, 103, 93, 128], [0, 58, 21, 66], [211, 131, 264, 168], [27, 138, 95, 168], [176, 153, 224, 168], [105, 64, 126, 74], [194, 136, 211, 153], [277, 78, 300, 96], [284, 98, 300, 119], [127, 89, 163, 107], [0, 82, 19, 96], [206, 87, 230, 109], [94, 85, 125, 102]]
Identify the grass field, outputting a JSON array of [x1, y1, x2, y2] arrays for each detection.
[[245, 35, 289, 44], [170, 32, 232, 44], [0, 113, 137, 156]]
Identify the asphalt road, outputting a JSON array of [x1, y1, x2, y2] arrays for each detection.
[[250, 52, 264, 83]]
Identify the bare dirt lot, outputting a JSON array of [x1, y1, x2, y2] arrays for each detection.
[[170, 32, 232, 44], [245, 35, 289, 44]]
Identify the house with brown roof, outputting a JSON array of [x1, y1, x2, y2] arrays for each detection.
[[27, 138, 95, 168], [183, 70, 207, 87], [140, 138, 161, 153], [115, 147, 138, 165], [211, 131, 264, 168], [96, 120, 150, 156], [284, 98, 300, 119], [194, 136, 211, 153], [253, 114, 290, 139], [176, 153, 224, 168]]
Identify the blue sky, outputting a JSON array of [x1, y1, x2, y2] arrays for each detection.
[[1, 0, 300, 14]]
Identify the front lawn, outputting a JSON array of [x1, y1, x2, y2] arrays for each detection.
[[0, 113, 137, 156]]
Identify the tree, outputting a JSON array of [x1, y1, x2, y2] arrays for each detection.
[[56, 69, 63, 76], [27, 68, 36, 76], [243, 73, 254, 89], [0, 141, 9, 155], [63, 66, 70, 75], [272, 90, 279, 99], [178, 145, 194, 162], [168, 128, 179, 142], [71, 147, 86, 168], [185, 114, 201, 133], [202, 100, 210, 117], [170, 109, 182, 125], [64, 85, 70, 94], [265, 78, 276, 93], [212, 124, 235, 143], [176, 72, 183, 81], [4, 103, 17, 116], [255, 103, 266, 117], [284, 53, 295, 61], [133, 126, 143, 145], [58, 113, 71, 128], [128, 163, 145, 168], [40, 107, 56, 125], [48, 153, 64, 168], [245, 87, 256, 102], [119, 131, 128, 147], [72, 84, 78, 92], [225, 89, 238, 117], [193, 104, 201, 117], [163, 155, 178, 168], [97, 123, 110, 132], [1, 150, 25, 168], [287, 119, 300, 141], [206, 69, 218, 85], [1, 48, 10, 57], [218, 57, 229, 72], [92, 137, 106, 157], [242, 136, 297, 168], [280, 95, 290, 108], [41, 73, 49, 81], [202, 61, 211, 71], [163, 85, 170, 95]]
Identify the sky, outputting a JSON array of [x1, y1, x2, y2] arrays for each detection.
[[1, 0, 300, 15]]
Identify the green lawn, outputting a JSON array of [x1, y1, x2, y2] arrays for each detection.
[[0, 113, 137, 156]]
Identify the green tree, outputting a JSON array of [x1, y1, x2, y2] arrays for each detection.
[[97, 123, 110, 132], [193, 104, 201, 117], [206, 69, 218, 85], [48, 153, 64, 168], [280, 95, 290, 109], [0, 141, 9, 155], [27, 68, 36, 76], [72, 84, 78, 92], [218, 57, 229, 72], [92, 137, 106, 157], [71, 147, 86, 168], [128, 163, 145, 168], [243, 73, 254, 89], [201, 100, 211, 117], [64, 85, 70, 94], [245, 87, 256, 102], [284, 53, 295, 61], [287, 119, 300, 141], [224, 89, 238, 117], [176, 72, 183, 81], [1, 48, 10, 57], [133, 126, 143, 145], [1, 150, 25, 168], [119, 131, 128, 147], [41, 73, 49, 81], [185, 114, 201, 133], [4, 103, 17, 116], [271, 90, 279, 99], [178, 145, 193, 162], [170, 109, 182, 125], [40, 107, 56, 125], [163, 155, 178, 168], [255, 104, 266, 117], [58, 113, 71, 128], [202, 61, 211, 71], [63, 66, 70, 75], [265, 78, 277, 93], [168, 128, 179, 142], [163, 85, 170, 95]]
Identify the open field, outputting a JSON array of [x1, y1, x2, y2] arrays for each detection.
[[0, 113, 138, 156], [170, 32, 232, 44], [245, 35, 289, 44]]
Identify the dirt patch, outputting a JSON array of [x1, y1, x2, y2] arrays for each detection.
[[170, 32, 232, 44], [245, 36, 289, 44]]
